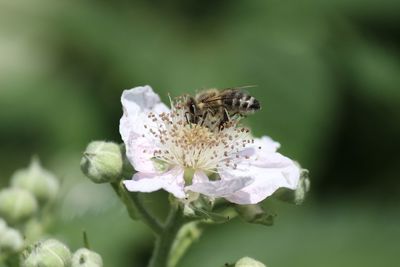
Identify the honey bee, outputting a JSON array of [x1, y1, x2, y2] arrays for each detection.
[[183, 87, 261, 130]]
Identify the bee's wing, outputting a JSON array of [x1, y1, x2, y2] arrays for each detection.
[[220, 85, 258, 93], [201, 87, 251, 104]]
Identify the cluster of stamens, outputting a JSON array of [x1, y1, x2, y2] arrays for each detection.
[[142, 98, 255, 172]]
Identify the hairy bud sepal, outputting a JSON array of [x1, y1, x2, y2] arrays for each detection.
[[0, 219, 24, 253], [80, 141, 124, 183], [0, 188, 38, 225], [71, 248, 103, 267], [235, 257, 266, 267], [183, 196, 235, 223], [11, 157, 59, 204], [21, 239, 72, 267]]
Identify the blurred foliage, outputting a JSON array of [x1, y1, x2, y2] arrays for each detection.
[[0, 0, 399, 266]]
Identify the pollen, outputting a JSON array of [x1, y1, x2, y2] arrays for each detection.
[[143, 99, 253, 172]]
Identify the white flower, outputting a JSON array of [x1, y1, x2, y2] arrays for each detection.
[[120, 86, 301, 204]]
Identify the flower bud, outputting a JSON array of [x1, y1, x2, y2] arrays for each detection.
[[71, 248, 103, 267], [0, 227, 24, 253], [11, 157, 59, 204], [80, 141, 124, 183], [21, 239, 72, 267], [24, 219, 44, 243], [0, 188, 38, 224], [235, 257, 266, 267]]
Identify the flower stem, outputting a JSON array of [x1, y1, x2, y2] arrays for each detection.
[[168, 221, 203, 267], [148, 204, 185, 267], [130, 192, 163, 235], [111, 182, 163, 235]]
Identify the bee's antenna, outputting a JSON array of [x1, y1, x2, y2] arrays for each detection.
[[238, 84, 258, 89]]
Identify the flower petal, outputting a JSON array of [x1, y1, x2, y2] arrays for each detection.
[[220, 136, 301, 204], [239, 135, 281, 159], [223, 167, 299, 204], [120, 86, 170, 172], [186, 176, 253, 198], [123, 167, 185, 198], [120, 85, 169, 139], [192, 170, 209, 184], [126, 137, 158, 173]]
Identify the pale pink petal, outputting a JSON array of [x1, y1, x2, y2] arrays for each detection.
[[192, 170, 209, 184], [126, 137, 158, 173], [224, 167, 299, 204], [186, 176, 253, 198], [120, 85, 168, 140], [219, 136, 300, 204], [239, 135, 281, 159], [119, 86, 170, 172], [123, 167, 186, 198]]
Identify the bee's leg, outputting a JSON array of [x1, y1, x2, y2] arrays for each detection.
[[184, 112, 191, 124], [230, 112, 239, 120], [219, 109, 230, 130], [200, 111, 209, 126]]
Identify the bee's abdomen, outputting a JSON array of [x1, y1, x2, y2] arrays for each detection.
[[224, 93, 260, 113]]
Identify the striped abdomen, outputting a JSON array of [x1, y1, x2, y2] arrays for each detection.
[[222, 90, 261, 113]]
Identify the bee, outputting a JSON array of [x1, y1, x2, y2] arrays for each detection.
[[183, 87, 261, 130]]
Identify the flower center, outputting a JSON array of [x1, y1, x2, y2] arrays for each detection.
[[144, 100, 254, 172]]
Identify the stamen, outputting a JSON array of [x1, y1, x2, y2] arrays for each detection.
[[142, 97, 253, 172]]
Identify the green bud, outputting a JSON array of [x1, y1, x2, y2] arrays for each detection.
[[21, 239, 72, 267], [71, 248, 103, 267], [235, 204, 275, 226], [0, 188, 38, 224], [0, 227, 24, 253], [11, 157, 59, 204], [235, 257, 266, 267], [80, 141, 124, 183], [24, 219, 44, 243]]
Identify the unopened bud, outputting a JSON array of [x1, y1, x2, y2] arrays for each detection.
[[80, 141, 124, 183], [0, 188, 38, 224], [11, 157, 59, 204], [72, 248, 103, 267], [235, 257, 266, 267], [0, 227, 24, 253], [24, 219, 44, 243], [21, 239, 72, 267]]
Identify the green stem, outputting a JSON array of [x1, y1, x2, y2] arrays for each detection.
[[111, 182, 163, 235], [168, 221, 203, 267], [130, 192, 163, 235], [148, 205, 185, 267]]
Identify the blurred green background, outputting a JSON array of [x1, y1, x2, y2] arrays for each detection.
[[1, 0, 399, 266]]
